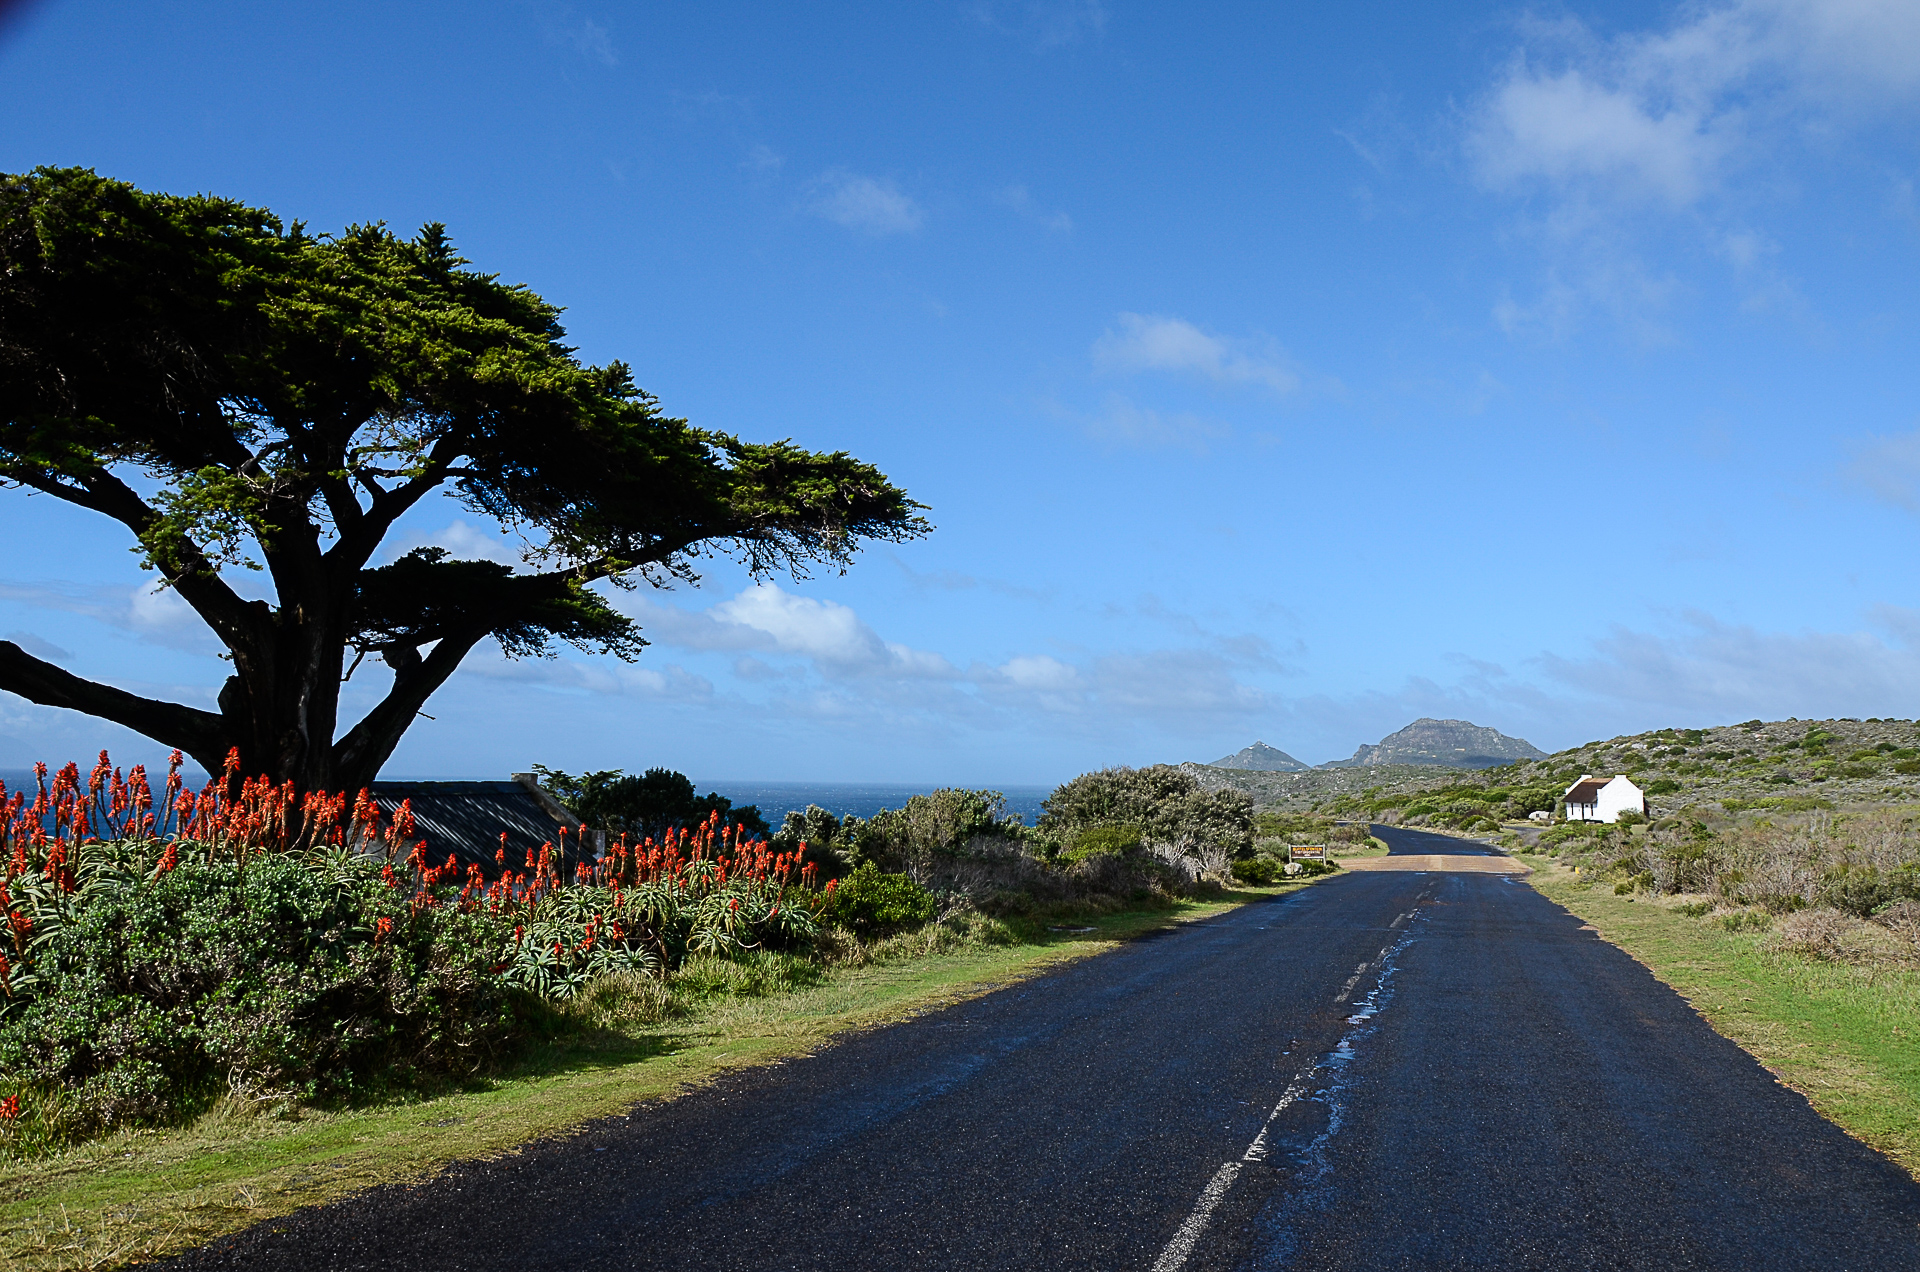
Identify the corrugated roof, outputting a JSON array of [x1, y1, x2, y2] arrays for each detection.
[[369, 781, 579, 873]]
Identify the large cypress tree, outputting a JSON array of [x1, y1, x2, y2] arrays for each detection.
[[0, 168, 928, 790]]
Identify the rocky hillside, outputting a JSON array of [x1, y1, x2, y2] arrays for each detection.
[[1182, 761, 1461, 812], [1187, 716, 1920, 821], [1290, 716, 1920, 830], [1325, 718, 1546, 769], [1506, 717, 1920, 818], [1207, 741, 1309, 772]]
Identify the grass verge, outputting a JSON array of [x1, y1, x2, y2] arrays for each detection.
[[1523, 854, 1920, 1177], [1, 884, 1303, 1270]]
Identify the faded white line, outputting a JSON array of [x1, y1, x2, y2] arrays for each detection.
[[1149, 1161, 1244, 1272], [1149, 907, 1424, 1271], [1332, 960, 1370, 1003]]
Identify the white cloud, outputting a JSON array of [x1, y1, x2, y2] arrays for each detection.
[[619, 583, 957, 681], [806, 170, 925, 235], [462, 645, 712, 700], [1466, 2, 1920, 340], [997, 654, 1077, 690], [1538, 608, 1920, 722], [533, 3, 617, 66], [1765, 0, 1920, 100], [1842, 428, 1920, 510], [0, 578, 221, 654], [607, 582, 1282, 742], [1470, 1, 1920, 210], [4, 631, 69, 661], [995, 184, 1073, 231], [1469, 59, 1732, 207], [965, 0, 1108, 49], [744, 144, 785, 177], [384, 519, 527, 567], [1093, 313, 1300, 394], [1075, 393, 1228, 454]]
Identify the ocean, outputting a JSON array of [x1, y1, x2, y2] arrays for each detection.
[[698, 782, 1051, 826]]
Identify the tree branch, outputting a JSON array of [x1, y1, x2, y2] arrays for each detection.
[[329, 625, 491, 790], [6, 467, 263, 646], [0, 641, 231, 775], [328, 434, 468, 573]]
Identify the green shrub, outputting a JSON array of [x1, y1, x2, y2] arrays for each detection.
[[1230, 858, 1282, 885], [1721, 795, 1834, 813], [0, 851, 517, 1140], [1068, 823, 1144, 862], [1644, 778, 1682, 796], [1896, 760, 1920, 775], [821, 864, 936, 938], [1038, 765, 1252, 862], [1815, 863, 1916, 919], [1717, 909, 1772, 932], [845, 789, 1024, 872]]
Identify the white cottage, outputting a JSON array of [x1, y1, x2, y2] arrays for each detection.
[[1562, 774, 1647, 824]]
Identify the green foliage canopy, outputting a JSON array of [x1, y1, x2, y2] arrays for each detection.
[[1038, 765, 1253, 861], [0, 169, 928, 789], [533, 766, 771, 842]]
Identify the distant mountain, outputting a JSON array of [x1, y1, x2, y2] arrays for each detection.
[[1325, 718, 1546, 769], [1207, 741, 1310, 772]]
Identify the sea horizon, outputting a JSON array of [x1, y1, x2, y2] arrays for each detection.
[[0, 770, 1053, 827]]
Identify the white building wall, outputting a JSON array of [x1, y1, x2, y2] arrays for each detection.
[[1595, 776, 1645, 824], [1562, 774, 1646, 824]]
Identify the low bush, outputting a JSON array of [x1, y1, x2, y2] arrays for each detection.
[[1, 750, 1287, 1157], [818, 864, 937, 939], [1287, 859, 1339, 878], [1231, 858, 1282, 885], [0, 848, 518, 1138], [0, 753, 822, 1153], [1067, 823, 1145, 862], [1037, 766, 1252, 877], [1768, 908, 1893, 962]]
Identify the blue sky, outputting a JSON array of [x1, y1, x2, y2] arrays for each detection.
[[3, 0, 1920, 786]]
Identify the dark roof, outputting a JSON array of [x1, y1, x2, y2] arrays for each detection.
[[1564, 778, 1607, 804], [369, 780, 579, 873]]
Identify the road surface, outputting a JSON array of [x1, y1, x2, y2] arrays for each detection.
[[172, 824, 1920, 1270]]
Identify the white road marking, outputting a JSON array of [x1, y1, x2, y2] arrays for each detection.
[[1149, 901, 1430, 1271], [1149, 1161, 1244, 1272]]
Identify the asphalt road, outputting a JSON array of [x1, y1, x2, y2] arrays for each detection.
[[173, 825, 1920, 1271]]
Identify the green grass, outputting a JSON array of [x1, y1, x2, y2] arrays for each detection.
[[1524, 856, 1920, 1177], [0, 884, 1305, 1270]]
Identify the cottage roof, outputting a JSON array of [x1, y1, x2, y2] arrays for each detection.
[[368, 778, 579, 873], [1563, 774, 1644, 805], [1563, 776, 1607, 804]]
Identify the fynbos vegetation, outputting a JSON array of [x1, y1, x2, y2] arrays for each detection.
[[0, 754, 1260, 1159]]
